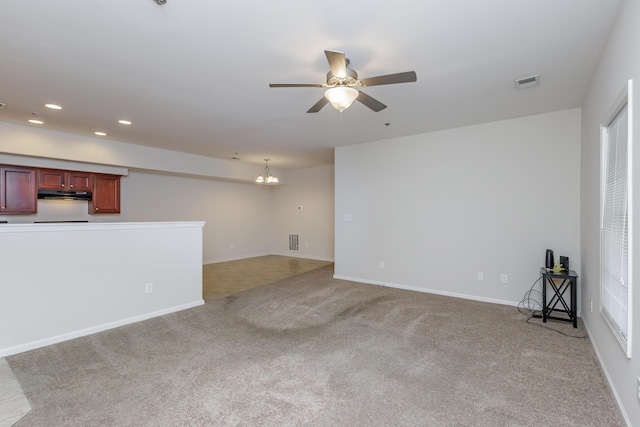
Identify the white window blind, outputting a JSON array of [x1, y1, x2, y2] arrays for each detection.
[[601, 101, 630, 356]]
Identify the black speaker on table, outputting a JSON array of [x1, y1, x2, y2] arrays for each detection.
[[545, 249, 554, 269]]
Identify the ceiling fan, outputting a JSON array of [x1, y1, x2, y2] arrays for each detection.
[[269, 50, 417, 113]]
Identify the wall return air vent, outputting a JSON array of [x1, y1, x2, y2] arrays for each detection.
[[514, 74, 540, 90], [288, 234, 299, 251]]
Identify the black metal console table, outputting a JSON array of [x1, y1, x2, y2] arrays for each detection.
[[540, 268, 578, 328]]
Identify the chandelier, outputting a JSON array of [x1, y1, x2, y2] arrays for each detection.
[[256, 159, 279, 184]]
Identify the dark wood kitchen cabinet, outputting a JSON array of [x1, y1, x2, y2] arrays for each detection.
[[90, 174, 120, 214], [0, 166, 37, 214], [38, 169, 93, 192]]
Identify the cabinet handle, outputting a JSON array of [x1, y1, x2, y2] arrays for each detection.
[[61, 184, 65, 187], [95, 208, 99, 211], [70, 184, 74, 188]]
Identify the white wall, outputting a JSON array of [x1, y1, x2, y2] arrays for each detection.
[[271, 165, 335, 261], [580, 0, 640, 425], [121, 170, 274, 263], [335, 109, 581, 306], [0, 222, 205, 356]]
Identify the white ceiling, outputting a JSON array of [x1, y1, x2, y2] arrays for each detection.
[[0, 0, 623, 170]]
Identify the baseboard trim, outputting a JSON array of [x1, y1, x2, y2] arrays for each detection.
[[582, 320, 631, 426], [0, 300, 204, 357], [332, 274, 518, 307]]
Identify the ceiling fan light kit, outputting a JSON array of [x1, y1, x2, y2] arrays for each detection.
[[269, 50, 417, 113], [324, 87, 359, 111]]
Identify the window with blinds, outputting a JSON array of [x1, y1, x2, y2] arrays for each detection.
[[600, 82, 632, 357]]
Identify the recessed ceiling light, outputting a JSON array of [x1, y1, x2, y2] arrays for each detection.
[[28, 119, 44, 125], [118, 120, 132, 125], [94, 131, 107, 136], [44, 103, 62, 110]]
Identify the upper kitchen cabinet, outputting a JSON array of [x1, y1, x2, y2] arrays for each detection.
[[0, 166, 37, 214], [90, 174, 120, 214], [38, 169, 93, 192]]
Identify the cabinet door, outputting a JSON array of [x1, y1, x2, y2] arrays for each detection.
[[1, 166, 37, 214], [67, 171, 93, 191], [90, 174, 120, 214], [38, 169, 66, 190], [39, 169, 93, 191]]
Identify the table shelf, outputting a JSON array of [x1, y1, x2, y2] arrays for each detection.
[[540, 268, 578, 328]]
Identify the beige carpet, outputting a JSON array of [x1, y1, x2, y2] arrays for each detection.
[[8, 266, 623, 426]]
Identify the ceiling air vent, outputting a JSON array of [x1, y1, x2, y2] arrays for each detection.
[[514, 75, 540, 90]]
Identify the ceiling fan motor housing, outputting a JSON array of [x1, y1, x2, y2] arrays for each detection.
[[327, 67, 358, 86]]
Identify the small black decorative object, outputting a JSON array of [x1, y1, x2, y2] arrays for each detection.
[[545, 249, 554, 269], [559, 256, 569, 271]]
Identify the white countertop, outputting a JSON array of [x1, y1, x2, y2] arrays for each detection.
[[0, 221, 205, 232]]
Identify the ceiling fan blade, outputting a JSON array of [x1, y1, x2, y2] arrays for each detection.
[[360, 71, 417, 87], [356, 91, 387, 112], [307, 97, 329, 113], [325, 50, 347, 78], [269, 83, 325, 88]]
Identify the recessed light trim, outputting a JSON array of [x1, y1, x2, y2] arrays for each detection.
[[118, 120, 132, 125], [28, 119, 44, 125], [94, 131, 107, 136], [44, 103, 62, 110]]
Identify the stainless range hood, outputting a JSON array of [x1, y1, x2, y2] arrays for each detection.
[[37, 189, 93, 201]]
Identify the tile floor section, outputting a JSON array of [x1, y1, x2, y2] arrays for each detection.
[[0, 358, 31, 427], [202, 254, 333, 301], [0, 255, 333, 425]]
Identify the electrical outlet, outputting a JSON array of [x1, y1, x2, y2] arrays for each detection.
[[145, 283, 153, 294], [379, 261, 385, 269], [477, 272, 484, 280], [501, 274, 508, 283]]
